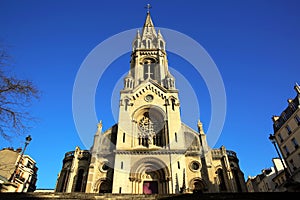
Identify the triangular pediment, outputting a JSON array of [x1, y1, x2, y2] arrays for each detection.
[[129, 80, 168, 101]]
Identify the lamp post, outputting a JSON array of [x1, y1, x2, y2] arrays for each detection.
[[9, 135, 32, 183], [268, 134, 290, 177]]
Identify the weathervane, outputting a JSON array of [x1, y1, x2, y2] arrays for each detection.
[[145, 3, 152, 13]]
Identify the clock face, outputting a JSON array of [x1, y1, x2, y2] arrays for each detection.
[[145, 94, 154, 102]]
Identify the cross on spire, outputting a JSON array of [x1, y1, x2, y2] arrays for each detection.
[[145, 3, 152, 13]]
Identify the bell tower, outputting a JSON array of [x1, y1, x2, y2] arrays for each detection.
[[124, 11, 175, 91], [112, 8, 186, 194]]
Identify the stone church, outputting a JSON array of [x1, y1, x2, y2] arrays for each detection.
[[55, 10, 247, 194]]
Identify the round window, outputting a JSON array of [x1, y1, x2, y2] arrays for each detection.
[[145, 94, 154, 102], [190, 161, 200, 171], [101, 163, 109, 171]]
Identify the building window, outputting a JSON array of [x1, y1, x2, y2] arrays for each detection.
[[286, 125, 292, 135], [121, 161, 123, 170], [217, 168, 227, 191], [292, 138, 299, 149], [138, 111, 164, 147], [290, 102, 297, 111], [282, 112, 287, 121], [119, 187, 122, 193], [278, 133, 284, 143], [283, 145, 290, 156], [289, 159, 296, 171], [175, 132, 177, 143], [143, 60, 155, 80], [124, 99, 129, 111], [101, 163, 109, 171], [294, 115, 300, 125], [160, 41, 164, 49], [123, 133, 125, 143], [74, 169, 84, 192], [171, 99, 175, 111], [177, 161, 180, 169], [190, 161, 200, 171]]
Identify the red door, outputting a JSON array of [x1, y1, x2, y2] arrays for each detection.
[[143, 181, 158, 194]]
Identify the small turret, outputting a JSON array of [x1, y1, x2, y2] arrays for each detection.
[[197, 120, 205, 134], [272, 115, 279, 122], [124, 71, 134, 90], [294, 82, 300, 94], [157, 30, 166, 50], [164, 72, 175, 89], [132, 30, 141, 51]]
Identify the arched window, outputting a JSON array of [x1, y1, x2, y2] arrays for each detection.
[[134, 40, 138, 49], [99, 181, 111, 193], [74, 169, 84, 192], [217, 168, 227, 191], [232, 169, 242, 192], [171, 99, 175, 111], [57, 169, 69, 192], [137, 111, 165, 147], [160, 41, 164, 49], [143, 58, 156, 80]]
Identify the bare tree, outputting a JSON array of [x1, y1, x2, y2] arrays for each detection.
[[0, 45, 40, 141]]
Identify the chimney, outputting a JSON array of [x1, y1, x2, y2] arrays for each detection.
[[16, 147, 22, 153]]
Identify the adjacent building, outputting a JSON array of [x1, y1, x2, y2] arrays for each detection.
[[55, 147, 91, 193], [55, 10, 247, 194], [270, 83, 300, 191], [246, 158, 285, 192], [0, 147, 38, 192]]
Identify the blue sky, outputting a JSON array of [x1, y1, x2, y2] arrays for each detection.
[[1, 0, 300, 189]]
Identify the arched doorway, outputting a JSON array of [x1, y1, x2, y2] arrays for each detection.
[[189, 178, 207, 193], [143, 181, 158, 194], [129, 157, 170, 194], [142, 171, 159, 194], [99, 180, 112, 193]]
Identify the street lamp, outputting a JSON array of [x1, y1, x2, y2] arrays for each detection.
[[268, 134, 290, 177], [9, 135, 32, 183]]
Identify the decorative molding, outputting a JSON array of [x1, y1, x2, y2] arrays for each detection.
[[114, 150, 186, 155]]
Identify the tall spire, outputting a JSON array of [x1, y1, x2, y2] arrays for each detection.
[[128, 4, 169, 89], [142, 5, 157, 39]]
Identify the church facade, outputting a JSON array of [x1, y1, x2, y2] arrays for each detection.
[[55, 11, 247, 194]]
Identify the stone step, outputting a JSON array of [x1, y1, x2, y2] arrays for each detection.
[[0, 192, 296, 200]]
